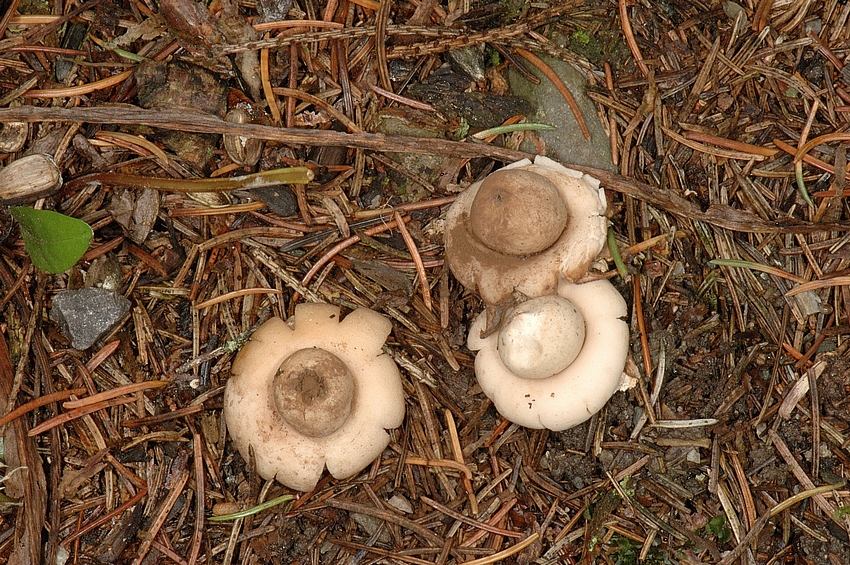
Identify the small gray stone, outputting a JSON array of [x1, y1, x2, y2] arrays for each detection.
[[509, 57, 615, 171], [51, 287, 131, 350], [252, 185, 298, 217]]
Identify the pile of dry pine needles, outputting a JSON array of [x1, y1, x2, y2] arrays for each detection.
[[3, 0, 850, 563]]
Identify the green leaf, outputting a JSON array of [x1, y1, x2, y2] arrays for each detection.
[[10, 207, 93, 274]]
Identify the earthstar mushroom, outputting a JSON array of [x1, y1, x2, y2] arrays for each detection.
[[224, 303, 405, 491], [445, 156, 608, 305], [468, 277, 628, 431]]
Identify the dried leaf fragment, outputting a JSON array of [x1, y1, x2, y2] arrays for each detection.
[[0, 154, 62, 205], [224, 107, 263, 166]]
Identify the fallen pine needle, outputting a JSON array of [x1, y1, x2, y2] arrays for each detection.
[[63, 380, 169, 409], [785, 276, 850, 297], [403, 456, 473, 479], [29, 397, 136, 436], [0, 387, 86, 428], [394, 209, 432, 312], [710, 258, 807, 284], [682, 131, 778, 157], [619, 0, 649, 76], [195, 288, 283, 310], [460, 533, 539, 565], [24, 69, 134, 98], [663, 126, 768, 161]]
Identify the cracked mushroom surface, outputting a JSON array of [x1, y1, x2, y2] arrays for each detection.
[[224, 303, 405, 491], [468, 278, 628, 431], [445, 155, 608, 305]]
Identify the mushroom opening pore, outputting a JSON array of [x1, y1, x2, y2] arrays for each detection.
[[468, 169, 569, 257], [497, 295, 586, 380], [273, 348, 355, 438]]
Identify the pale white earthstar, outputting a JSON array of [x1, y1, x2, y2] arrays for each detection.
[[224, 303, 405, 491], [468, 278, 629, 431]]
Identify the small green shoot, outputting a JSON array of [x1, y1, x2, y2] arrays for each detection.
[[795, 161, 814, 208], [610, 534, 666, 565], [471, 122, 556, 140], [208, 493, 294, 522], [607, 227, 628, 279], [89, 34, 148, 62], [705, 514, 732, 544], [571, 29, 591, 46], [11, 207, 93, 274], [834, 505, 850, 521]]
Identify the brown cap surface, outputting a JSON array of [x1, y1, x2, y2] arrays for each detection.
[[445, 156, 608, 305]]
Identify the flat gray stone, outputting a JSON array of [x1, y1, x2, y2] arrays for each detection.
[[509, 57, 615, 172], [51, 287, 131, 350]]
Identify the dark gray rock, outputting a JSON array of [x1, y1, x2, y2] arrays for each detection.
[[51, 287, 131, 350], [509, 57, 615, 171], [252, 185, 298, 217]]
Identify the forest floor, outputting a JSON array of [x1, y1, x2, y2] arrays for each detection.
[[2, 0, 850, 563]]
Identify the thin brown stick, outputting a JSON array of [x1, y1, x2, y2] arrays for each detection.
[[0, 105, 531, 161]]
